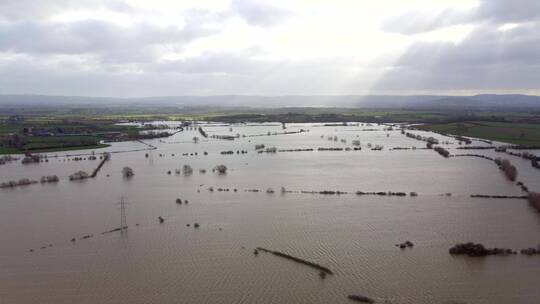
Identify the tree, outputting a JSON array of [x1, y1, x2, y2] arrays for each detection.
[[528, 192, 540, 212], [8, 134, 23, 149], [213, 164, 227, 174]]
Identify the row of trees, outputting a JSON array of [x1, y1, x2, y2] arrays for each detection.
[[433, 146, 450, 158], [494, 158, 518, 181], [1, 133, 24, 149], [198, 127, 208, 138]]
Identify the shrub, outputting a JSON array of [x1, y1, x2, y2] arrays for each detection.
[[213, 164, 227, 174], [528, 192, 540, 212]]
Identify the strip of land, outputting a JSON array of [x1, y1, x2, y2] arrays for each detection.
[[2, 105, 540, 154]]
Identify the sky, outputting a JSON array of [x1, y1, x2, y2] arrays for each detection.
[[0, 0, 539, 97]]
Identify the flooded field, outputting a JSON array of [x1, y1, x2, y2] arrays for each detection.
[[1, 123, 540, 304]]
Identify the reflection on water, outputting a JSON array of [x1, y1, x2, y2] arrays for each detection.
[[1, 123, 540, 304]]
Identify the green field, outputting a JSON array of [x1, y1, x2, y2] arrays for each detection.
[[0, 134, 111, 155], [21, 143, 110, 154], [0, 147, 20, 154], [418, 122, 540, 146]]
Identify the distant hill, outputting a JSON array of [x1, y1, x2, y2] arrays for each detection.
[[0, 94, 539, 110]]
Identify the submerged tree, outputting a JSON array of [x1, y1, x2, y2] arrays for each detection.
[[69, 171, 89, 181], [122, 167, 135, 177], [213, 164, 227, 174], [183, 165, 193, 175]]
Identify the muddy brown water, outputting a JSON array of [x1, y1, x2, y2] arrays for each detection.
[[1, 123, 539, 304]]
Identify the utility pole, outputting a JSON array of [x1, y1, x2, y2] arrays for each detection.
[[120, 195, 127, 233], [148, 150, 154, 165]]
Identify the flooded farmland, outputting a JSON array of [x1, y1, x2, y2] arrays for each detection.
[[1, 123, 540, 304]]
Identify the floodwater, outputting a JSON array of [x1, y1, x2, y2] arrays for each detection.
[[1, 123, 540, 304]]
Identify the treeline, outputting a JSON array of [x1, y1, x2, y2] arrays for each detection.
[[452, 135, 472, 144], [494, 158, 518, 181], [495, 146, 540, 170], [207, 111, 539, 124], [457, 146, 495, 150], [433, 146, 450, 158], [255, 247, 333, 275], [533, 159, 540, 169], [198, 127, 208, 138], [132, 131, 170, 140], [452, 154, 494, 161], [403, 131, 439, 145]]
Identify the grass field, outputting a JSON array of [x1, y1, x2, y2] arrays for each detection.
[[418, 122, 540, 146], [0, 147, 21, 154], [22, 143, 110, 154], [22, 136, 103, 150], [0, 135, 110, 155]]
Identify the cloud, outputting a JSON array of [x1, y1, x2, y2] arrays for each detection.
[[230, 0, 292, 26], [382, 8, 468, 35], [375, 0, 540, 93], [0, 18, 221, 67], [383, 0, 540, 35], [373, 22, 540, 91], [475, 0, 540, 24], [0, 51, 378, 96], [147, 48, 269, 75], [0, 0, 133, 21], [0, 0, 538, 96]]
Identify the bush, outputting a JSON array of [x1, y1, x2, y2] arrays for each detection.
[[213, 164, 227, 174], [528, 192, 540, 212]]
